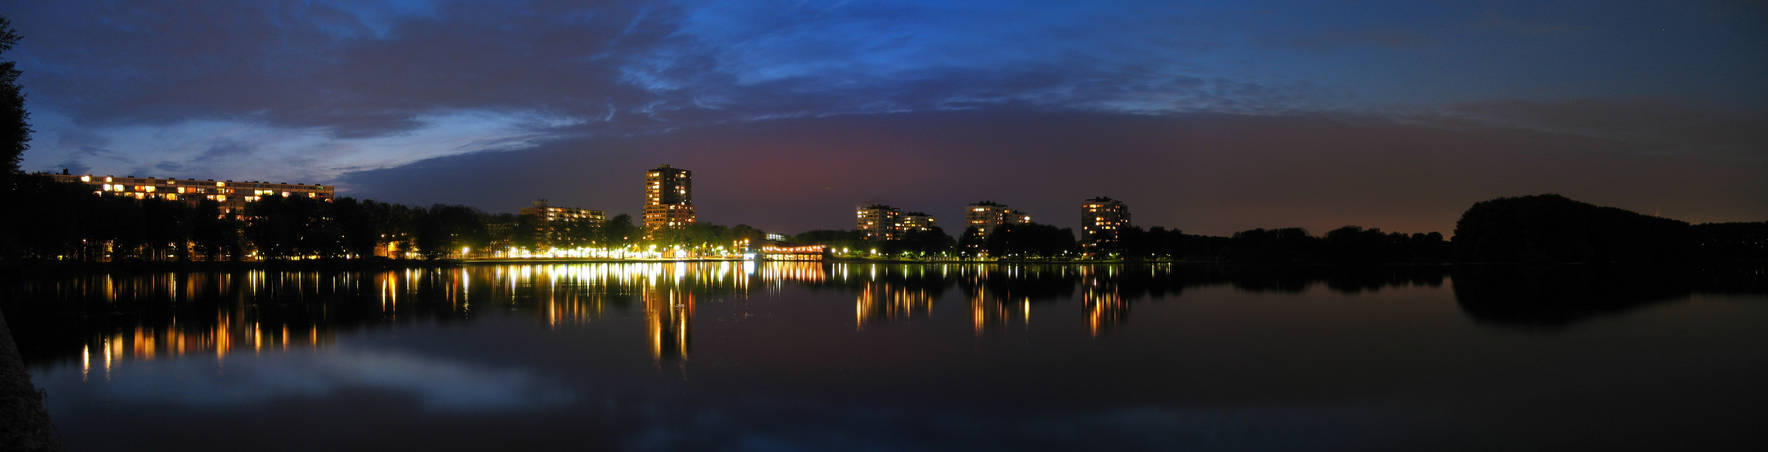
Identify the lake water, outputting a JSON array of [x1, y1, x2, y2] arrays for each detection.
[[3, 263, 1765, 451]]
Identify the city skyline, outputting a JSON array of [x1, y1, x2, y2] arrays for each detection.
[[2, 1, 1764, 236], [38, 165, 1149, 238], [4, 4, 1768, 450]]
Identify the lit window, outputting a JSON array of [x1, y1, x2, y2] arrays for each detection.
[[80, 175, 91, 182]]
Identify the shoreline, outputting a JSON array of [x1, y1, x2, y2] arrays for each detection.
[[1, 257, 1756, 277], [0, 307, 61, 451]]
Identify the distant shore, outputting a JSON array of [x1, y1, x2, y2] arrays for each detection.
[[4, 256, 1759, 278], [0, 257, 1282, 276]]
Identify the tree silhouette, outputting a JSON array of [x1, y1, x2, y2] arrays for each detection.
[[1454, 194, 1693, 263], [984, 223, 1077, 258], [415, 204, 488, 259], [897, 226, 956, 256], [0, 16, 27, 182], [792, 230, 865, 253], [600, 214, 639, 249]]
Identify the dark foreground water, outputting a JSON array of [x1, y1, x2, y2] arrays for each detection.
[[2, 263, 1765, 451]]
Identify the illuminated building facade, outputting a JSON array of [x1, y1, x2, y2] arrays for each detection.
[[856, 204, 904, 241], [760, 244, 826, 261], [644, 164, 695, 231], [964, 201, 1032, 242], [519, 199, 605, 248], [857, 204, 939, 241], [1080, 197, 1130, 254], [49, 173, 334, 214], [901, 212, 937, 232]]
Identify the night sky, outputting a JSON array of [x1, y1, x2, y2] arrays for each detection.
[[4, 0, 1764, 235]]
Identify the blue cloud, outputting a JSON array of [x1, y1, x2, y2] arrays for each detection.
[[1, 0, 1762, 194]]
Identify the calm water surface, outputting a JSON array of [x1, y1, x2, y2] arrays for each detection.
[[3, 263, 1765, 451]]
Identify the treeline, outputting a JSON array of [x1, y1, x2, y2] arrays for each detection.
[[968, 224, 1078, 258], [791, 227, 957, 256], [801, 194, 1766, 264], [0, 175, 769, 262], [1213, 227, 1449, 264], [797, 221, 1447, 263], [0, 176, 494, 261], [1112, 225, 1447, 263], [2, 176, 236, 261]]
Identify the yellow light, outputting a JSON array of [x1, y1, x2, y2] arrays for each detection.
[[80, 175, 91, 182]]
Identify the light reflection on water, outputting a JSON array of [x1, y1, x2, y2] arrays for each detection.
[[3, 262, 1766, 451], [17, 262, 1214, 370]]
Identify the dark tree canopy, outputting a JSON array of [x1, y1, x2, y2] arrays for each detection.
[[984, 223, 1077, 258], [792, 230, 866, 252], [1, 15, 31, 182], [1453, 194, 1694, 263], [600, 214, 639, 248]]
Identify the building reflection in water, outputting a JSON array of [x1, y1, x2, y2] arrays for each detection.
[[22, 264, 763, 376], [0, 261, 1479, 377], [50, 271, 346, 382], [838, 263, 1114, 335], [854, 280, 935, 330], [961, 264, 1076, 336], [840, 263, 950, 330], [1080, 266, 1127, 337], [646, 288, 693, 362]]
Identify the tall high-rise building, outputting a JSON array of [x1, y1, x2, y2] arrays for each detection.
[[964, 201, 1031, 243], [857, 204, 904, 241], [520, 199, 605, 248], [1080, 197, 1130, 254], [644, 164, 695, 231]]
